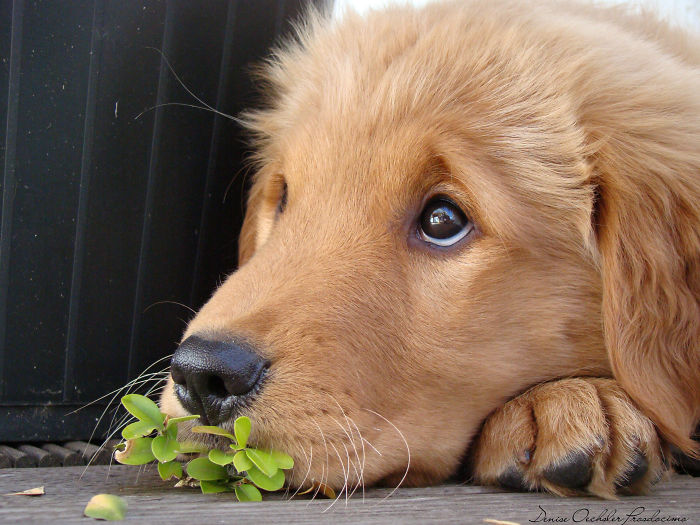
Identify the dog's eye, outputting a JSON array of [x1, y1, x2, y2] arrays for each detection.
[[276, 182, 288, 216], [418, 197, 472, 247]]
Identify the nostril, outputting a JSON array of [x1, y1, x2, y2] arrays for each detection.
[[171, 366, 186, 386], [207, 375, 229, 399], [224, 363, 268, 396], [170, 336, 269, 425]]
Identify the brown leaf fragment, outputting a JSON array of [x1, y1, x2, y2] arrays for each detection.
[[5, 486, 45, 496], [296, 481, 336, 499], [173, 476, 200, 488]]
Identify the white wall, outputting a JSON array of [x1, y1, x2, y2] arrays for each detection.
[[332, 0, 700, 32]]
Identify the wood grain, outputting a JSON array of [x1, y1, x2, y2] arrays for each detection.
[[0, 466, 697, 524]]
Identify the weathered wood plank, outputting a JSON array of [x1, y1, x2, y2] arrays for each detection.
[[0, 466, 697, 524]]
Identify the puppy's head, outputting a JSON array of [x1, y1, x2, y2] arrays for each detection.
[[161, 1, 700, 489]]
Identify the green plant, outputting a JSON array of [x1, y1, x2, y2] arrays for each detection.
[[84, 494, 127, 521], [114, 394, 294, 502]]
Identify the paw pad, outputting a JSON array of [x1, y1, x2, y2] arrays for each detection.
[[542, 450, 593, 489], [497, 466, 530, 491], [615, 449, 648, 488]]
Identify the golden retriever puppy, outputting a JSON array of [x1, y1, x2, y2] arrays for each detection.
[[160, 0, 700, 498]]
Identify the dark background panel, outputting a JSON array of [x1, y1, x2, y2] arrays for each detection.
[[188, 0, 304, 310], [67, 0, 168, 404], [126, 0, 232, 383], [0, 0, 12, 208], [3, 0, 95, 403], [0, 0, 322, 442], [0, 0, 20, 400]]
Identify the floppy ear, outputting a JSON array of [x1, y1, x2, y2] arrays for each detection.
[[592, 111, 700, 456]]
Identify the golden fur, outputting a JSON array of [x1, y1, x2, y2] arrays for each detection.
[[161, 0, 700, 498]]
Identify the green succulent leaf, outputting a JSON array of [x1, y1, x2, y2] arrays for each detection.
[[208, 448, 236, 466], [114, 437, 156, 465], [235, 483, 262, 502], [121, 394, 164, 428], [191, 425, 235, 441], [246, 465, 285, 492], [174, 441, 209, 454], [165, 422, 178, 441], [121, 420, 157, 440], [157, 460, 183, 481], [166, 415, 200, 428], [151, 434, 179, 463], [186, 457, 229, 481], [115, 393, 295, 501], [234, 416, 251, 449], [232, 450, 254, 472], [199, 480, 233, 494], [84, 494, 127, 521], [245, 448, 279, 477], [270, 449, 294, 470]]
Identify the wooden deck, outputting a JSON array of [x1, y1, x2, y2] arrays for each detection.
[[0, 466, 698, 524]]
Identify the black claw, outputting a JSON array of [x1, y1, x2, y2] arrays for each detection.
[[616, 449, 649, 488], [498, 465, 530, 491], [542, 450, 593, 489]]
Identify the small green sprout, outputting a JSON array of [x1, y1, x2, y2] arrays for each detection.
[[113, 394, 294, 502], [84, 494, 127, 521]]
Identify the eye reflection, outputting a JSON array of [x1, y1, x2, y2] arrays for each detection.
[[419, 197, 472, 247]]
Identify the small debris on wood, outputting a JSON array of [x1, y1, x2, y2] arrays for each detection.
[[173, 476, 200, 488], [5, 486, 45, 496], [297, 481, 336, 499]]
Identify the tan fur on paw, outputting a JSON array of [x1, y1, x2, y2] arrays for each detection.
[[471, 378, 669, 498]]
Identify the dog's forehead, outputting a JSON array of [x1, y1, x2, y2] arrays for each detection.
[[281, 118, 433, 191], [251, 4, 598, 250]]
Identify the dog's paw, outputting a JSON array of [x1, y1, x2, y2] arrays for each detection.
[[470, 378, 670, 498]]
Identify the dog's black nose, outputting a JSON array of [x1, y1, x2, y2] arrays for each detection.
[[170, 336, 269, 425]]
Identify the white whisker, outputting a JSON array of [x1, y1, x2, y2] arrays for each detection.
[[80, 355, 173, 477], [137, 47, 240, 124], [328, 397, 364, 487], [340, 441, 354, 507], [290, 444, 313, 500], [323, 441, 348, 513], [309, 418, 331, 505], [364, 408, 410, 504], [143, 300, 197, 315], [362, 436, 382, 457], [345, 414, 367, 501]]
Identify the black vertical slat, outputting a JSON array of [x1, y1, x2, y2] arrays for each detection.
[[0, 0, 13, 210], [127, 0, 232, 379], [125, 2, 175, 383], [63, 0, 105, 402], [189, 0, 307, 311], [3, 0, 93, 403], [68, 1, 167, 403], [0, 0, 22, 401], [189, 0, 240, 310]]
